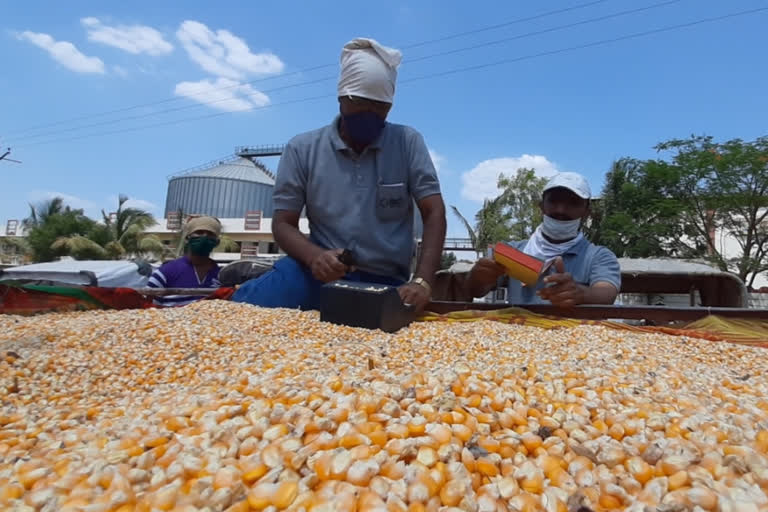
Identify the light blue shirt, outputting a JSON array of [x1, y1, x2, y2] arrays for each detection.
[[505, 237, 621, 304], [273, 117, 441, 282]]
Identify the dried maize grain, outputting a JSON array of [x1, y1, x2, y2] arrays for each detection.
[[1, 301, 768, 510]]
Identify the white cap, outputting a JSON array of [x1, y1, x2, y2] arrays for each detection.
[[337, 38, 402, 104], [543, 172, 591, 199]]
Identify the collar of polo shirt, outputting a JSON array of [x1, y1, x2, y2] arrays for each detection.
[[330, 115, 387, 153]]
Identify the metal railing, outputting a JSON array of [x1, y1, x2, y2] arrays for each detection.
[[443, 238, 475, 251], [167, 154, 240, 180], [236, 145, 285, 157]]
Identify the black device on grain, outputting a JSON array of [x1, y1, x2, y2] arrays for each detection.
[[319, 280, 415, 333]]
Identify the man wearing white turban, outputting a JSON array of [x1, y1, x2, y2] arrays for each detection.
[[233, 37, 446, 313]]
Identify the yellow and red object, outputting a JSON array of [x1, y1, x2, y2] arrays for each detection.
[[492, 242, 549, 286]]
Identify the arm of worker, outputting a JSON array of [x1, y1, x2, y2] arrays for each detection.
[[272, 210, 349, 283], [537, 250, 621, 307], [399, 194, 447, 311], [465, 258, 507, 298], [272, 144, 349, 283], [397, 130, 447, 312]]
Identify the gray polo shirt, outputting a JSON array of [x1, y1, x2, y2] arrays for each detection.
[[505, 237, 621, 304], [273, 117, 441, 282]]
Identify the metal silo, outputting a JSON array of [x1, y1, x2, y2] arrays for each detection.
[[165, 156, 275, 219]]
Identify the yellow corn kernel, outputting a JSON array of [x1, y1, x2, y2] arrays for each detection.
[[247, 483, 276, 510], [476, 458, 499, 477], [272, 480, 299, 509]]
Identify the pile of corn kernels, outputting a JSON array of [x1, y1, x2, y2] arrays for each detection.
[[1, 300, 768, 512]]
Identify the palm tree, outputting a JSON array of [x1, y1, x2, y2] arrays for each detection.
[[54, 195, 171, 261], [102, 195, 159, 254], [23, 197, 66, 229], [0, 236, 31, 264], [51, 235, 109, 260], [451, 196, 512, 257], [215, 235, 240, 253], [451, 206, 479, 254]]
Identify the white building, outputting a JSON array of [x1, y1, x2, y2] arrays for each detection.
[[143, 215, 310, 263]]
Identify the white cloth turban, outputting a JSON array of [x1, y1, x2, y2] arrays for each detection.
[[337, 38, 402, 104]]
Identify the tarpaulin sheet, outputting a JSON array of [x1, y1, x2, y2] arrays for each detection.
[[0, 284, 235, 315], [0, 260, 150, 287], [419, 307, 768, 348]]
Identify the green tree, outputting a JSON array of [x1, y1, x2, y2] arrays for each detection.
[[451, 195, 512, 257], [497, 168, 547, 240], [440, 251, 457, 270], [23, 197, 65, 230], [214, 235, 240, 253], [101, 195, 158, 255], [593, 136, 768, 287], [590, 158, 688, 257], [655, 135, 768, 287], [24, 199, 98, 262], [54, 195, 170, 261], [0, 236, 31, 264]]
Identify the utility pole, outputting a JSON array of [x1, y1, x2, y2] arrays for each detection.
[[0, 138, 21, 164]]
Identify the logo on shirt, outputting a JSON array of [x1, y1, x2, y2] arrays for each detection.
[[379, 197, 404, 208]]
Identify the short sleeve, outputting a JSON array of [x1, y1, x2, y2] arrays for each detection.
[[148, 263, 171, 288], [589, 247, 622, 291], [406, 129, 442, 201], [273, 141, 307, 212]]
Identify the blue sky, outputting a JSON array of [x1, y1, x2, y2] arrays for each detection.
[[2, 0, 767, 240]]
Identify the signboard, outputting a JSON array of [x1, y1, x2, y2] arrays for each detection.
[[166, 212, 181, 230], [6, 219, 18, 236], [244, 210, 262, 231]]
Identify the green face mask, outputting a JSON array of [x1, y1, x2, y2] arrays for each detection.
[[186, 236, 218, 257]]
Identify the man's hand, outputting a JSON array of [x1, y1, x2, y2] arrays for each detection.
[[470, 258, 506, 286], [537, 257, 587, 308], [310, 249, 351, 283], [398, 282, 430, 313]]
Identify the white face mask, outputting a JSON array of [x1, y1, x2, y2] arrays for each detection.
[[541, 215, 581, 241]]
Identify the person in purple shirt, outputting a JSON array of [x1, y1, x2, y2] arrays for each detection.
[[148, 216, 222, 307]]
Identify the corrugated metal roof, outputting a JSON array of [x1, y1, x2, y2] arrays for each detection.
[[618, 258, 721, 274], [144, 217, 310, 234], [174, 157, 275, 185], [437, 259, 727, 276]]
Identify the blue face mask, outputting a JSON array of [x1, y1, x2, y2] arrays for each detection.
[[341, 111, 385, 146]]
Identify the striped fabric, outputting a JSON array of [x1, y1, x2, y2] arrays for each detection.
[[147, 257, 220, 307], [418, 307, 768, 348]]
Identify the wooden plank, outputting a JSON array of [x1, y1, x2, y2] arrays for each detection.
[[425, 301, 768, 322]]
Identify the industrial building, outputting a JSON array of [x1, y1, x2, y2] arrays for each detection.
[[145, 145, 303, 262], [145, 145, 422, 264]]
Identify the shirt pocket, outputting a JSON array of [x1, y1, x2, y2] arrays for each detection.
[[376, 182, 409, 221]]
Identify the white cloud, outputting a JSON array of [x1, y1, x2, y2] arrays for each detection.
[[461, 154, 559, 202], [107, 196, 160, 213], [175, 77, 270, 112], [81, 17, 173, 56], [428, 149, 444, 174], [18, 31, 105, 74], [124, 198, 159, 212], [176, 20, 284, 80], [112, 65, 128, 77]]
